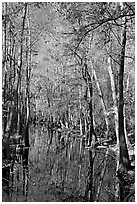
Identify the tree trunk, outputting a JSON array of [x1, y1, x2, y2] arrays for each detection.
[[22, 4, 29, 200], [123, 74, 132, 148], [107, 42, 120, 200], [92, 65, 109, 137], [117, 17, 131, 202], [78, 85, 83, 188], [17, 3, 28, 135], [118, 18, 130, 170], [82, 59, 96, 201], [107, 47, 119, 144]]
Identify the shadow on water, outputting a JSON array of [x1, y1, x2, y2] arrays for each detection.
[[2, 165, 11, 201], [2, 125, 89, 202], [2, 125, 119, 202], [2, 147, 29, 202], [2, 125, 47, 202]]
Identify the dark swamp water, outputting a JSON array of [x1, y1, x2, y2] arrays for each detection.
[[2, 126, 87, 202], [3, 125, 134, 202]]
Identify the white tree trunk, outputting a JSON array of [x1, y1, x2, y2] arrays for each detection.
[[92, 66, 109, 137]]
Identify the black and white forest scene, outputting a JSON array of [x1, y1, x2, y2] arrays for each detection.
[[2, 2, 135, 202]]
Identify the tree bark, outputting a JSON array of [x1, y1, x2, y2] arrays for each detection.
[[107, 47, 119, 144], [107, 42, 120, 200], [118, 18, 130, 170], [16, 3, 28, 134], [82, 59, 96, 201], [92, 64, 109, 137], [117, 17, 131, 202]]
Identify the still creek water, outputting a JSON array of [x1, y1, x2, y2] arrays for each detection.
[[2, 126, 83, 202], [2, 126, 50, 202], [3, 125, 118, 202]]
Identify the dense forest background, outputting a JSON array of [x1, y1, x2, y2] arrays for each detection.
[[2, 2, 135, 202]]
